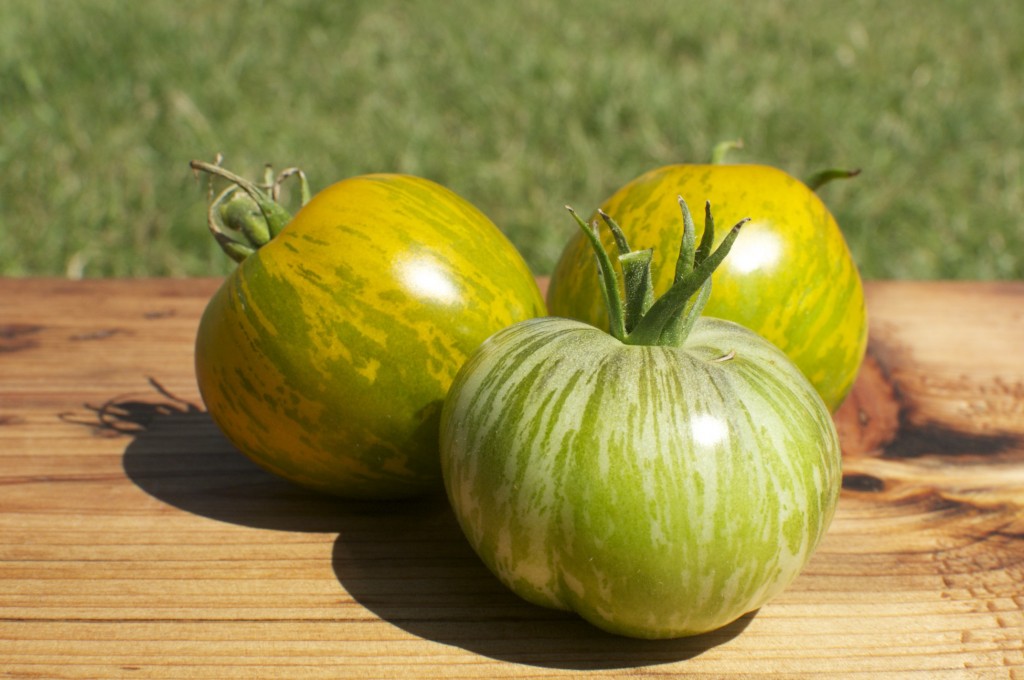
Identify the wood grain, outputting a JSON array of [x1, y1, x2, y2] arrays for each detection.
[[1, 277, 1022, 679]]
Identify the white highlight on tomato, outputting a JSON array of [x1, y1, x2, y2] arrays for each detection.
[[400, 258, 459, 303], [690, 413, 728, 447], [723, 226, 781, 275]]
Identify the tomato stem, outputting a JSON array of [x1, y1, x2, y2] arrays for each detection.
[[596, 210, 654, 334], [272, 167, 312, 205], [630, 204, 746, 347], [567, 207, 627, 340], [217, 188, 271, 247], [711, 138, 744, 164], [205, 185, 259, 263], [709, 141, 861, 193], [657, 200, 715, 344], [190, 158, 309, 262], [569, 199, 747, 347], [805, 167, 861, 192]]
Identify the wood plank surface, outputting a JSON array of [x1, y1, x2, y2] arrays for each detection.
[[1, 277, 1022, 679]]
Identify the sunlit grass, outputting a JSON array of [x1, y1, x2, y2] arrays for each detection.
[[1, 0, 1021, 279]]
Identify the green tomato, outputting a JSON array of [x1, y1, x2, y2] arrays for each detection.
[[547, 162, 867, 412], [191, 161, 545, 499], [440, 201, 841, 638]]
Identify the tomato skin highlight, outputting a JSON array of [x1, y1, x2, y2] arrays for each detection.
[[547, 163, 867, 412], [195, 173, 545, 498], [440, 316, 841, 638]]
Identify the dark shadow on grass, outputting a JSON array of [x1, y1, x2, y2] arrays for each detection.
[[67, 377, 366, 533], [331, 498, 755, 670]]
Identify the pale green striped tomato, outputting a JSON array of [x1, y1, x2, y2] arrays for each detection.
[[191, 162, 545, 499], [547, 163, 867, 412], [440, 201, 841, 639]]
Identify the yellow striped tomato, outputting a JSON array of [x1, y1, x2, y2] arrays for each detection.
[[191, 161, 545, 498], [547, 163, 867, 412]]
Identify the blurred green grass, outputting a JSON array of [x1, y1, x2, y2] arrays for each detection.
[[1, 0, 1021, 279]]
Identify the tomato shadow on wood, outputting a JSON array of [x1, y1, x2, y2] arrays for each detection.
[[82, 377, 754, 667], [72, 377, 359, 533], [331, 502, 756, 670]]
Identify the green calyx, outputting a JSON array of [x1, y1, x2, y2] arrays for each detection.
[[568, 198, 747, 348], [190, 158, 312, 263]]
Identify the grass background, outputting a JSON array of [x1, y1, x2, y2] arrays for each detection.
[[1, 0, 1021, 280]]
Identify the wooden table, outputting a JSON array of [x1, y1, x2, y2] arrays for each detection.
[[1, 277, 1022, 678]]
